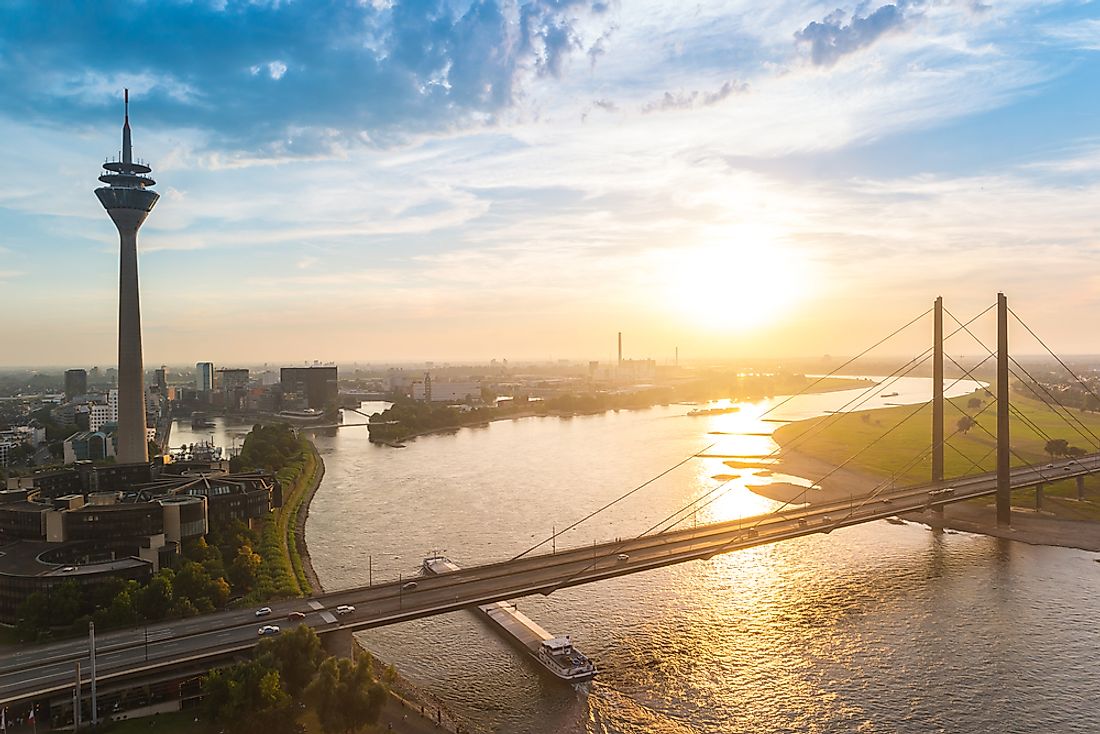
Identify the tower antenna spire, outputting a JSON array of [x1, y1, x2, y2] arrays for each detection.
[[122, 88, 132, 165]]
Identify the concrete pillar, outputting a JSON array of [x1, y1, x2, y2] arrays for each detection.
[[1035, 483, 1043, 511], [1077, 475, 1086, 501], [933, 296, 945, 514], [322, 627, 356, 659], [996, 292, 1011, 527]]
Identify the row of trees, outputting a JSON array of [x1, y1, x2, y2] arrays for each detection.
[[202, 626, 389, 734]]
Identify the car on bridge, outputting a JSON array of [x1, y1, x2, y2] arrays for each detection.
[[335, 604, 355, 615], [616, 553, 630, 562], [929, 488, 956, 498], [254, 607, 272, 617], [287, 611, 306, 621], [257, 625, 280, 636], [402, 581, 418, 591]]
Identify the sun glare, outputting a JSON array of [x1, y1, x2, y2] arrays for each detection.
[[663, 228, 807, 332]]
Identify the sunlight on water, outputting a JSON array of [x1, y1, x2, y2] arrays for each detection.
[[305, 378, 1099, 734]]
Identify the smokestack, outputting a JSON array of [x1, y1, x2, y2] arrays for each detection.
[[618, 332, 622, 366], [675, 346, 679, 367]]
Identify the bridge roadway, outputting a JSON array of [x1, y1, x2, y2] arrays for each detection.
[[2, 454, 1096, 707]]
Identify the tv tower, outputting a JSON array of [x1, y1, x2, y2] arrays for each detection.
[[95, 90, 159, 464]]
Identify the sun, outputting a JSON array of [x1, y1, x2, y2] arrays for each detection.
[[662, 227, 807, 332]]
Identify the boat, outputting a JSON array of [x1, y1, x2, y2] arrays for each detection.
[[880, 392, 899, 398], [687, 406, 740, 417], [422, 557, 596, 683]]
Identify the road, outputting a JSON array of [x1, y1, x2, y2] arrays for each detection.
[[1, 453, 1094, 708]]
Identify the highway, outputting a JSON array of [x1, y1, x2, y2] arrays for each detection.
[[1, 453, 1094, 707]]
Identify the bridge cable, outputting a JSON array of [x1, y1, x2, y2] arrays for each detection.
[[1010, 307, 1100, 413], [542, 309, 1001, 593], [644, 307, 998, 536], [510, 305, 935, 561], [944, 307, 1100, 450]]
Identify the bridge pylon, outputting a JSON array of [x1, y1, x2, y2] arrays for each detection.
[[932, 296, 944, 514], [997, 292, 1011, 526]]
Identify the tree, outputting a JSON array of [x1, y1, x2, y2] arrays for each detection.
[[138, 572, 174, 621], [1067, 445, 1086, 458], [956, 416, 977, 434], [1045, 438, 1070, 459], [202, 660, 301, 734], [230, 544, 263, 591], [305, 655, 386, 734], [256, 625, 324, 698], [967, 397, 983, 409]]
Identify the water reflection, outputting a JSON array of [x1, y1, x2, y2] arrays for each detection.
[[302, 380, 1098, 733]]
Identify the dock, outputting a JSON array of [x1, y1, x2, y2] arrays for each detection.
[[423, 557, 596, 682]]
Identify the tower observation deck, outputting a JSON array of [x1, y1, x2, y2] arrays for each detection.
[[95, 89, 159, 464]]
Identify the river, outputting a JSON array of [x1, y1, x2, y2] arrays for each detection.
[[198, 377, 1100, 733]]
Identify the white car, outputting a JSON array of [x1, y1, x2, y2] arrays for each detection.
[[257, 625, 280, 636], [616, 553, 630, 562], [402, 581, 418, 591], [335, 604, 355, 615], [254, 607, 272, 617]]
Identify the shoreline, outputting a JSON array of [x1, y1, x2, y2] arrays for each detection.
[[768, 448, 1100, 554], [371, 378, 879, 446], [295, 441, 472, 733], [295, 440, 326, 596]]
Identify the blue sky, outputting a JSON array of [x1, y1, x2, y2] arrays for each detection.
[[0, 0, 1098, 366]]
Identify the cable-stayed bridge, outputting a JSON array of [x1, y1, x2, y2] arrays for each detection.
[[4, 293, 1100, 714]]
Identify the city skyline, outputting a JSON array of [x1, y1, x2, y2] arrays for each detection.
[[1, 2, 1099, 364]]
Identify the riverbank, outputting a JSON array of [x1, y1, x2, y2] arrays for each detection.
[[373, 375, 877, 446], [296, 444, 472, 733], [294, 441, 326, 596]]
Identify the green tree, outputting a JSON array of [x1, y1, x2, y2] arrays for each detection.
[[1045, 438, 1070, 459], [305, 655, 386, 734], [956, 416, 977, 434], [202, 660, 300, 734], [138, 572, 174, 621], [230, 544, 263, 591], [256, 624, 324, 698]]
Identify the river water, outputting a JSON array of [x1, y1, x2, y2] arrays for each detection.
[[261, 377, 1095, 732]]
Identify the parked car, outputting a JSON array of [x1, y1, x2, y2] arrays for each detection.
[[257, 625, 280, 636], [254, 607, 272, 617]]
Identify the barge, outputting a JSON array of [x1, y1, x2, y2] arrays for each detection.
[[422, 556, 597, 683]]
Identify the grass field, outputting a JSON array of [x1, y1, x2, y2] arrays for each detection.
[[773, 391, 1100, 519]]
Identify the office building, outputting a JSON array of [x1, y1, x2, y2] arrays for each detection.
[[64, 369, 87, 400], [196, 362, 215, 393], [280, 366, 337, 410]]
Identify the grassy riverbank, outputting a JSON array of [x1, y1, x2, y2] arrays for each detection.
[[773, 391, 1100, 521], [233, 424, 324, 598]]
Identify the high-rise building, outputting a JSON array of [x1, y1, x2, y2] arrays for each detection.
[[94, 90, 158, 464], [64, 369, 87, 400], [280, 366, 338, 410], [154, 366, 167, 393], [196, 362, 215, 393]]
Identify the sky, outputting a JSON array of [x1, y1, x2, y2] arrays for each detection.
[[0, 0, 1098, 367]]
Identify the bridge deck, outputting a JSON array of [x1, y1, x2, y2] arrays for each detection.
[[2, 454, 1095, 707]]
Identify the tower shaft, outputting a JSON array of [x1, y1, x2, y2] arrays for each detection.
[[112, 209, 150, 463]]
